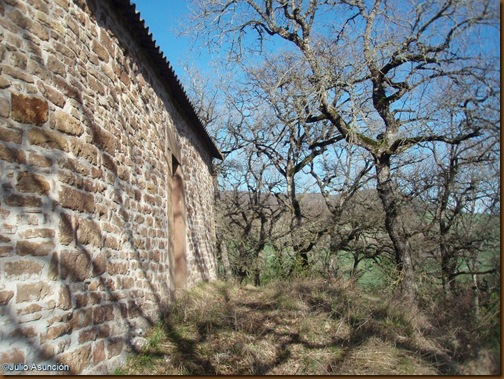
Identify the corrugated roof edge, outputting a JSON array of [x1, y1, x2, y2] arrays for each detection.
[[109, 0, 223, 160]]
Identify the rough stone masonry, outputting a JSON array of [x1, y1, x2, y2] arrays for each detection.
[[0, 0, 221, 374]]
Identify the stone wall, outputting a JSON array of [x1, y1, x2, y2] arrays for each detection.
[[0, 0, 218, 374]]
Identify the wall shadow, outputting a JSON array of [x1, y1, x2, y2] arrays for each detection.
[[0, 0, 218, 374]]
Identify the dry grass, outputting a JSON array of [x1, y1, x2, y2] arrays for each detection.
[[114, 278, 497, 375]]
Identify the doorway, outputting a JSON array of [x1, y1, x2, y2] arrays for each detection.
[[169, 156, 187, 290]]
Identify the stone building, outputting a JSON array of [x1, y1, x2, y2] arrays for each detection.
[[0, 0, 221, 374]]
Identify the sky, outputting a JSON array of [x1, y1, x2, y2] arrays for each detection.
[[131, 0, 209, 84]]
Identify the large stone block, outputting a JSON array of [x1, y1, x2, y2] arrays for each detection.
[[70, 308, 92, 330], [16, 171, 50, 195], [60, 248, 90, 281], [0, 348, 25, 365], [78, 327, 98, 344], [57, 344, 92, 374], [17, 303, 43, 316], [58, 284, 71, 310], [92, 252, 107, 275], [46, 55, 66, 77], [4, 194, 41, 207], [45, 323, 71, 341], [8, 8, 31, 29], [59, 213, 74, 245], [77, 218, 102, 247], [36, 81, 65, 108], [51, 111, 84, 136], [19, 228, 55, 239], [0, 290, 14, 305], [92, 304, 114, 324], [27, 127, 68, 151], [59, 186, 95, 213], [48, 252, 59, 280], [11, 93, 48, 126], [0, 143, 26, 164], [27, 151, 53, 168], [4, 260, 44, 277], [0, 125, 22, 144], [0, 98, 9, 118], [69, 140, 98, 165], [17, 281, 53, 302], [91, 40, 109, 62], [93, 340, 106, 364], [17, 240, 55, 256], [106, 337, 123, 359], [89, 123, 116, 155], [0, 246, 13, 257]]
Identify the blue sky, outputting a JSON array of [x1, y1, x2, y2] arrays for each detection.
[[132, 0, 207, 83]]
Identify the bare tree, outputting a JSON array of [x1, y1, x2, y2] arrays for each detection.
[[215, 147, 288, 285], [185, 0, 499, 303]]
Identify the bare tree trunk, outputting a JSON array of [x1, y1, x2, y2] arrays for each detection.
[[375, 155, 417, 303], [217, 234, 232, 280], [287, 168, 309, 268], [472, 273, 480, 317], [440, 244, 458, 294]]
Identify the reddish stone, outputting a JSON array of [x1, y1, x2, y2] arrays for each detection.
[[93, 340, 106, 364], [78, 327, 98, 344], [97, 324, 110, 338], [89, 123, 116, 155], [45, 323, 71, 340], [51, 111, 84, 136], [27, 127, 68, 151], [70, 308, 92, 330], [11, 325, 36, 338], [57, 344, 92, 374], [59, 186, 95, 213], [92, 304, 114, 324], [37, 81, 65, 108], [11, 94, 48, 125], [69, 140, 98, 165]]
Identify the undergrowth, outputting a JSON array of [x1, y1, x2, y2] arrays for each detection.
[[114, 278, 500, 375]]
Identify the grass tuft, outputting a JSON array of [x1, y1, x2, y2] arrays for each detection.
[[114, 278, 499, 375]]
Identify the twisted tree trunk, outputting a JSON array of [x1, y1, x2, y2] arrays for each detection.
[[375, 154, 417, 304]]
